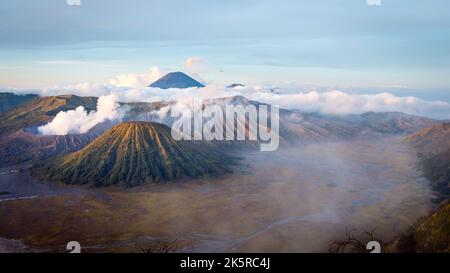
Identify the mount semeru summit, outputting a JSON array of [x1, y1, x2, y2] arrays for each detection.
[[149, 72, 205, 89], [34, 122, 234, 187]]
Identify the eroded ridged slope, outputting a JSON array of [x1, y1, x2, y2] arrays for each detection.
[[35, 122, 235, 187]]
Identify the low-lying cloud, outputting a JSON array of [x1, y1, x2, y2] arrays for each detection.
[[38, 93, 124, 135], [139, 86, 450, 120], [244, 89, 450, 119], [12, 72, 450, 120]]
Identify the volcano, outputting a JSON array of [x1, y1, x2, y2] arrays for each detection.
[[149, 72, 205, 89], [34, 122, 234, 187]]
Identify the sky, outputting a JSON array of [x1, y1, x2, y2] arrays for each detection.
[[1, 0, 450, 102]]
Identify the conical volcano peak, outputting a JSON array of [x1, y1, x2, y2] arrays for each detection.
[[149, 72, 205, 89], [34, 121, 234, 187]]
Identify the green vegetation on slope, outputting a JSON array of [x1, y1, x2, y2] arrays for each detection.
[[385, 123, 450, 252], [420, 149, 450, 202], [404, 122, 450, 202], [34, 122, 236, 187], [387, 203, 450, 253]]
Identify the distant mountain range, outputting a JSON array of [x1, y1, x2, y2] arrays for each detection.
[[227, 83, 245, 88], [347, 111, 436, 134], [404, 122, 450, 155], [149, 72, 205, 89], [136, 95, 437, 144], [34, 122, 235, 187]]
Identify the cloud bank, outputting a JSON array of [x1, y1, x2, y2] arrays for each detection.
[[254, 90, 450, 119], [12, 66, 450, 120], [22, 84, 450, 120], [38, 93, 124, 135]]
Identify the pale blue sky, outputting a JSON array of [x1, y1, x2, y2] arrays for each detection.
[[1, 0, 450, 101]]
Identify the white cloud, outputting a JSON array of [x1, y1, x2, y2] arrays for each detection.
[[120, 85, 450, 120], [367, 0, 381, 6], [183, 56, 207, 83], [245, 90, 450, 119], [109, 66, 161, 88], [66, 0, 81, 6], [184, 56, 205, 74], [13, 70, 450, 120], [38, 93, 124, 135], [183, 56, 223, 83]]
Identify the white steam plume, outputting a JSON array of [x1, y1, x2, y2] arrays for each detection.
[[38, 93, 124, 135]]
